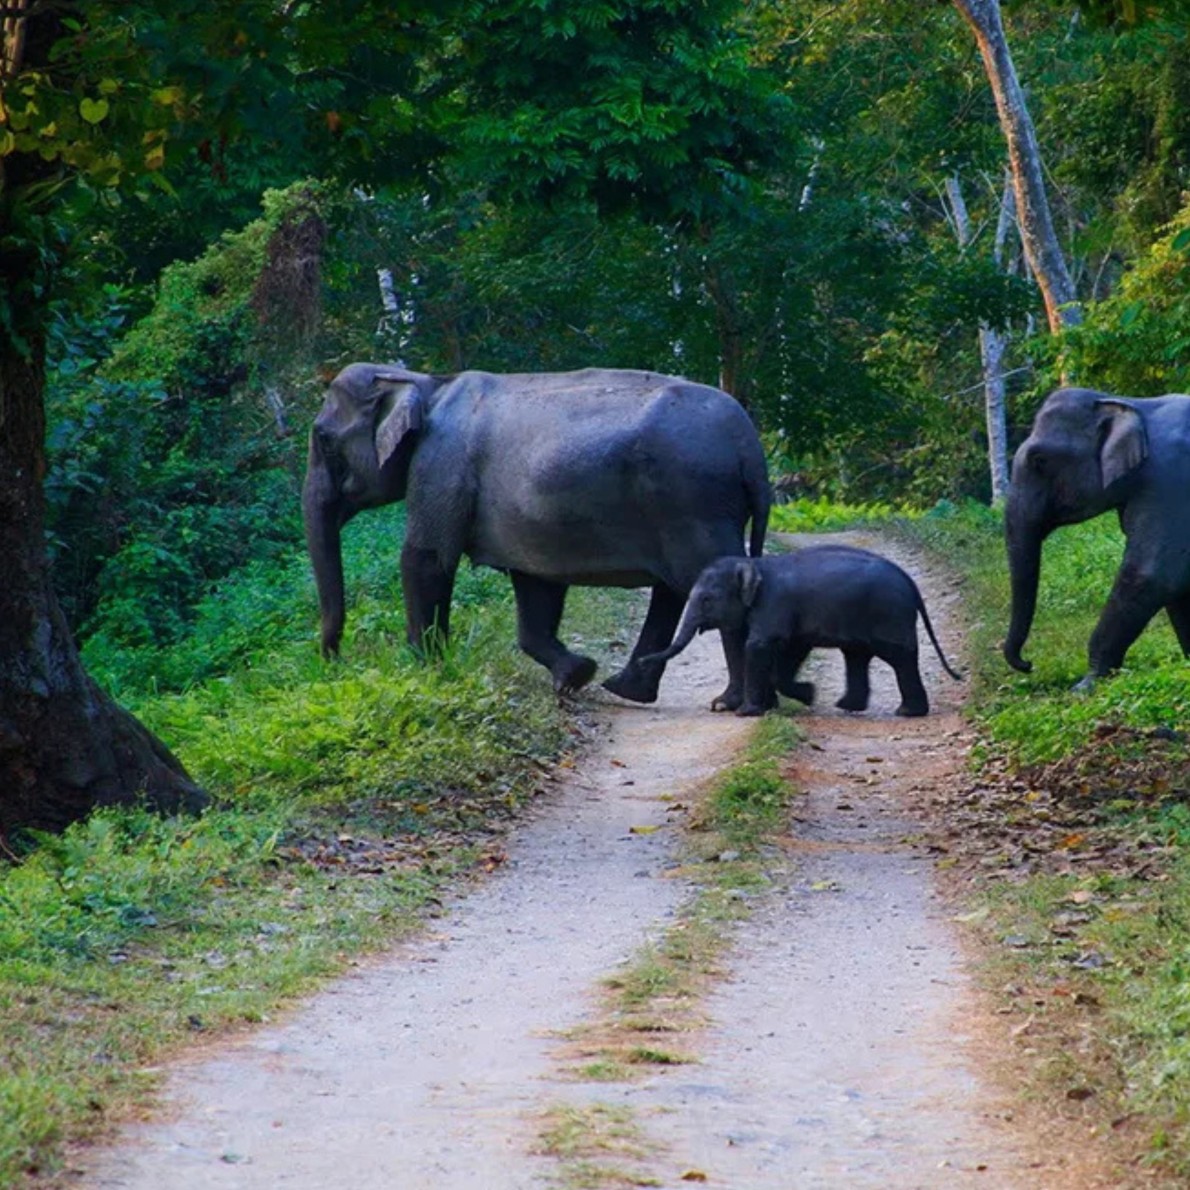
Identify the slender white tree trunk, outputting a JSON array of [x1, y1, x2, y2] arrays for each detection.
[[953, 0, 1080, 332], [945, 172, 1013, 503]]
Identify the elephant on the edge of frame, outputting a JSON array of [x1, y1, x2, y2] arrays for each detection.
[[302, 363, 771, 707], [1003, 386, 1190, 688]]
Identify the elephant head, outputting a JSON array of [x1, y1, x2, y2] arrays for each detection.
[[302, 363, 435, 656], [1003, 387, 1148, 673], [645, 556, 761, 664]]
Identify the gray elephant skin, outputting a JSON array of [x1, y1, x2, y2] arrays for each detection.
[[302, 363, 771, 704], [644, 545, 961, 717], [1003, 386, 1190, 686]]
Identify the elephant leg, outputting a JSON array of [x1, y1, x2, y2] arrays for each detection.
[[737, 638, 778, 717], [510, 571, 596, 694], [836, 648, 873, 712], [883, 645, 928, 717], [1087, 565, 1169, 677], [1166, 594, 1190, 658], [401, 543, 457, 652], [773, 640, 814, 706], [603, 584, 685, 704], [711, 624, 748, 712]]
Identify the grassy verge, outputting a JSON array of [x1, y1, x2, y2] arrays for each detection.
[[540, 717, 801, 1188], [901, 501, 1190, 1184], [768, 496, 921, 535], [0, 508, 636, 1186]]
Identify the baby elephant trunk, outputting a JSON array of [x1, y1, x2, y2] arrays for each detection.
[[642, 607, 704, 665]]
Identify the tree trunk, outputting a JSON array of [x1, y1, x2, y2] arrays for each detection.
[[704, 258, 753, 409], [953, 0, 1080, 332], [0, 336, 205, 842], [944, 172, 1012, 503], [978, 322, 1010, 501]]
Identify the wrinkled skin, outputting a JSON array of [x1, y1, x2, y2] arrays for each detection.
[[1003, 387, 1190, 687], [644, 545, 961, 717], [303, 363, 770, 703]]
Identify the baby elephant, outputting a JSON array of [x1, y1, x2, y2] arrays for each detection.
[[645, 545, 961, 717]]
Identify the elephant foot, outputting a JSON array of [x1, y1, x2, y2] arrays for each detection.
[[711, 682, 743, 713], [601, 664, 660, 704], [895, 702, 928, 718], [835, 693, 869, 713], [784, 681, 816, 706], [1071, 674, 1098, 696], [554, 655, 598, 695], [735, 703, 770, 718]]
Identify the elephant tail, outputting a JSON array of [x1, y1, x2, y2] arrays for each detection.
[[747, 469, 771, 559], [916, 593, 963, 681]]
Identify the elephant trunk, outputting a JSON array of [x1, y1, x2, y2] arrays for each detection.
[[303, 437, 348, 658], [1003, 495, 1045, 674], [644, 606, 703, 666]]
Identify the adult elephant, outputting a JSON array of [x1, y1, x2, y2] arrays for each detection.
[[1003, 386, 1190, 686], [303, 363, 771, 705]]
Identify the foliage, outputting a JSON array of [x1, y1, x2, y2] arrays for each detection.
[[769, 497, 923, 534], [1050, 202, 1190, 397], [0, 508, 612, 1182], [422, 0, 790, 220], [45, 182, 325, 644]]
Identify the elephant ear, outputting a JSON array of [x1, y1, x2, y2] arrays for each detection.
[[1094, 399, 1148, 488], [373, 373, 425, 468], [736, 559, 763, 608]]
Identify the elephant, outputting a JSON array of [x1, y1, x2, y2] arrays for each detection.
[[643, 545, 962, 717], [1003, 386, 1190, 687], [302, 363, 771, 704]]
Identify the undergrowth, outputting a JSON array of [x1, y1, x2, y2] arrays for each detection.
[[0, 506, 633, 1186], [768, 496, 921, 535], [902, 500, 1190, 1182]]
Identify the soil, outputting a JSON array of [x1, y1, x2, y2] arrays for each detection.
[[74, 533, 1118, 1189]]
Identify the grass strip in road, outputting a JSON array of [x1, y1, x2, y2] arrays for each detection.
[[563, 715, 800, 1081], [540, 716, 802, 1186], [533, 1104, 661, 1189]]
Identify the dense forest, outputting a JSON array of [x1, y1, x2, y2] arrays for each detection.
[[4, 1, 1190, 1181]]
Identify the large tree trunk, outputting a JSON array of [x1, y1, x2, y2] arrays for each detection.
[[953, 0, 1080, 333], [0, 338, 205, 841], [0, 6, 203, 840]]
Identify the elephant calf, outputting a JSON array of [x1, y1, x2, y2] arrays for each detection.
[[644, 545, 961, 717]]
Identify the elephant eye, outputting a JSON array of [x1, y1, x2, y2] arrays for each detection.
[[1027, 447, 1049, 475]]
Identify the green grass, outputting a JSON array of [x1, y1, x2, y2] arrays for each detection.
[[0, 506, 638, 1186], [769, 495, 922, 535]]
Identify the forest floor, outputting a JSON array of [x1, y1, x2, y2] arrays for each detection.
[[72, 533, 1130, 1189]]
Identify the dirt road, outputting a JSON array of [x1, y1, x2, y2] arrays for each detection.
[[78, 534, 1084, 1188]]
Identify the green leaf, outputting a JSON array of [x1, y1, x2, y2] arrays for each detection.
[[79, 97, 110, 125], [1120, 300, 1145, 328], [1172, 226, 1190, 255]]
